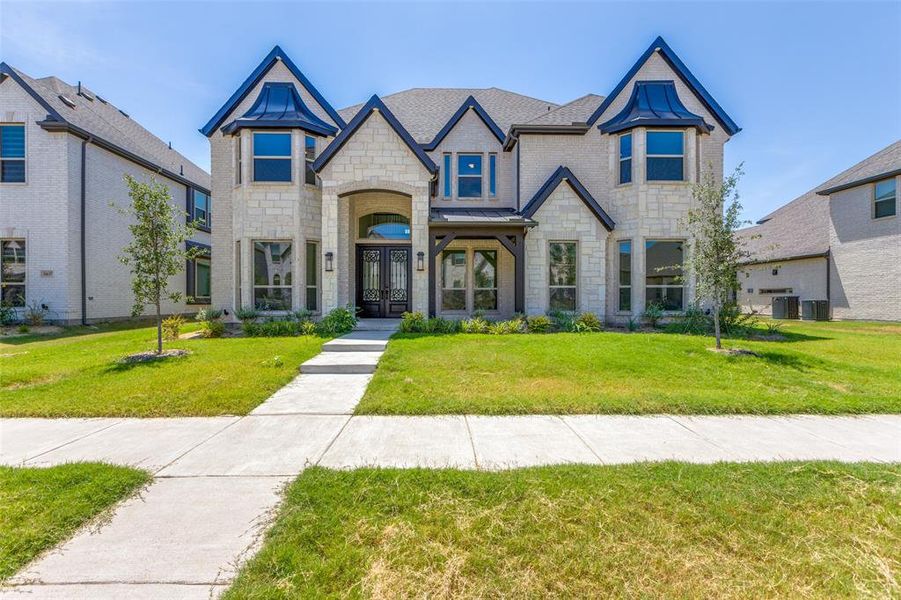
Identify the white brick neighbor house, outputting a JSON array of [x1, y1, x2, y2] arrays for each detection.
[[737, 140, 900, 321], [0, 64, 212, 325], [202, 37, 741, 322]]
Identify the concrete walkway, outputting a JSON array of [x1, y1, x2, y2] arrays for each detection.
[[1, 323, 899, 598]]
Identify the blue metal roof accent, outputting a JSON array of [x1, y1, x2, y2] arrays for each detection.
[[220, 82, 338, 136], [423, 95, 506, 150], [520, 166, 615, 231], [599, 81, 713, 134], [585, 36, 741, 136], [200, 46, 346, 137], [312, 95, 438, 175]]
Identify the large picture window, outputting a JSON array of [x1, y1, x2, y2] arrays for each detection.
[[618, 240, 631, 311], [645, 240, 684, 311], [441, 250, 466, 311], [253, 241, 293, 310], [305, 242, 319, 312], [0, 124, 26, 183], [619, 133, 632, 185], [457, 154, 482, 198], [0, 239, 26, 307], [549, 241, 577, 311], [253, 132, 291, 182], [646, 131, 684, 181], [874, 178, 896, 219], [473, 250, 497, 311]]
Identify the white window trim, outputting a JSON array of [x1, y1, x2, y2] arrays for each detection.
[[618, 133, 632, 186], [644, 238, 686, 312], [252, 239, 294, 311], [548, 240, 578, 312], [617, 239, 632, 313], [456, 152, 484, 199], [0, 238, 27, 307], [251, 131, 293, 184], [0, 123, 27, 185], [645, 130, 685, 183], [873, 177, 897, 220]]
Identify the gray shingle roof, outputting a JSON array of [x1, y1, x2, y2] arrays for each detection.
[[525, 94, 605, 126], [737, 139, 901, 264], [7, 66, 210, 189], [339, 88, 558, 144]]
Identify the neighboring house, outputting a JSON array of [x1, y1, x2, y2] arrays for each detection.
[[201, 37, 740, 322], [0, 64, 212, 325], [737, 140, 900, 321]]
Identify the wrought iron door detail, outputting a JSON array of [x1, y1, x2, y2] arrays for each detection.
[[389, 249, 408, 302], [361, 249, 381, 302]]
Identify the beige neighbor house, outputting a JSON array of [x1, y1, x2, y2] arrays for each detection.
[[737, 140, 900, 321], [0, 64, 212, 325], [201, 37, 741, 323]]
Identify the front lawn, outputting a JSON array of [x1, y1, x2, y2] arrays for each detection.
[[358, 320, 901, 414], [224, 463, 900, 598], [0, 463, 149, 580], [0, 323, 327, 417]]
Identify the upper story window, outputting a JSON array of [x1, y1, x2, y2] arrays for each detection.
[[443, 154, 452, 198], [359, 213, 411, 240], [304, 135, 317, 186], [252, 132, 291, 182], [234, 135, 242, 185], [646, 131, 684, 182], [0, 124, 26, 183], [192, 190, 211, 229], [457, 154, 482, 198], [874, 178, 897, 219], [619, 133, 632, 185], [489, 154, 497, 196]]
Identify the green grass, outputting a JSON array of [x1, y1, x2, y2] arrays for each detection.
[[0, 322, 327, 417], [0, 463, 149, 581], [358, 320, 901, 415], [224, 463, 900, 599]]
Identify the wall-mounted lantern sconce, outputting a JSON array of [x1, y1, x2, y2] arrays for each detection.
[[417, 251, 425, 271], [325, 252, 334, 272]]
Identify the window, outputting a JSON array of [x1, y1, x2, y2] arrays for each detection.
[[0, 124, 25, 183], [1, 239, 26, 307], [874, 178, 896, 218], [253, 241, 293, 310], [359, 213, 410, 240], [619, 133, 632, 185], [645, 240, 684, 311], [618, 240, 631, 311], [190, 256, 211, 304], [441, 250, 466, 310], [235, 135, 242, 184], [457, 154, 482, 198], [304, 135, 317, 186], [192, 190, 211, 228], [443, 154, 452, 198], [646, 131, 684, 181], [473, 250, 497, 310], [252, 132, 291, 182], [760, 287, 793, 294], [489, 154, 497, 196], [549, 242, 577, 311], [772, 268, 779, 276], [306, 242, 319, 312]]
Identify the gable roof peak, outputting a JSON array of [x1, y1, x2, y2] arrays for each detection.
[[423, 94, 505, 150], [520, 166, 615, 231]]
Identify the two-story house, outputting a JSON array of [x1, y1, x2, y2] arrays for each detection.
[[201, 37, 740, 322], [0, 64, 212, 325]]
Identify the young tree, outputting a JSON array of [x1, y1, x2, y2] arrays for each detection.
[[682, 165, 751, 349], [118, 175, 199, 354]]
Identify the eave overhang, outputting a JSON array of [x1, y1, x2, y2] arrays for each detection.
[[220, 82, 338, 137]]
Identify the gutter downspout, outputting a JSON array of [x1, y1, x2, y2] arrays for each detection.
[[825, 249, 831, 317], [80, 137, 92, 325]]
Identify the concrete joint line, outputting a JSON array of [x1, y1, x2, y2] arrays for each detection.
[[463, 415, 480, 470], [152, 416, 244, 475], [557, 416, 604, 464], [22, 419, 123, 464], [313, 414, 355, 466]]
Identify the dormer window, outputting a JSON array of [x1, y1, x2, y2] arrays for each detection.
[[646, 131, 684, 182], [457, 154, 482, 198], [0, 124, 26, 183], [253, 132, 291, 182]]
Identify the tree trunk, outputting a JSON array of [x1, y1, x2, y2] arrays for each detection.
[[713, 304, 722, 350], [155, 301, 162, 354]]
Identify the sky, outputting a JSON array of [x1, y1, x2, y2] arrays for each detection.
[[1, 0, 899, 222]]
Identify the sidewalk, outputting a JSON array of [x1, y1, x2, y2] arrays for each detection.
[[2, 326, 898, 599]]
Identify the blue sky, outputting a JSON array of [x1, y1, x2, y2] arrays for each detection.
[[2, 1, 899, 222]]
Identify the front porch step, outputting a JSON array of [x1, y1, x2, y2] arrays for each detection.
[[322, 330, 392, 353], [300, 352, 380, 374], [354, 318, 401, 332]]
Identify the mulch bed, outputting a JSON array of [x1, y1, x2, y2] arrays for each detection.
[[118, 349, 191, 364]]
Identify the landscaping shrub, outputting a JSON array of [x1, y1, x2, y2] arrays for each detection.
[[573, 312, 603, 332], [317, 305, 357, 336], [243, 320, 300, 337], [666, 306, 711, 335], [161, 315, 185, 341], [487, 319, 525, 335], [234, 306, 259, 324], [300, 320, 318, 336], [548, 310, 577, 332], [24, 300, 48, 326], [291, 309, 313, 322], [460, 317, 490, 334], [764, 320, 784, 335], [426, 317, 459, 334], [198, 319, 225, 338], [399, 311, 427, 333], [641, 303, 665, 328], [17, 324, 29, 334], [526, 315, 552, 333], [627, 317, 639, 332], [0, 303, 16, 326], [719, 303, 759, 337]]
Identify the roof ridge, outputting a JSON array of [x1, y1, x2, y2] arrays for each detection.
[[524, 93, 604, 124]]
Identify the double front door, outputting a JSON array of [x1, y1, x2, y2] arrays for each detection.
[[356, 245, 411, 318]]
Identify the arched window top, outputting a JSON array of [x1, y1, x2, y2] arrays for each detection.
[[359, 213, 411, 240]]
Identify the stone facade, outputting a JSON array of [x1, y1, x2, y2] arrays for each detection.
[[1, 72, 210, 324]]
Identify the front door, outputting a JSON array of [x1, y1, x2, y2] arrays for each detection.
[[356, 246, 411, 318]]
